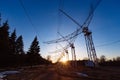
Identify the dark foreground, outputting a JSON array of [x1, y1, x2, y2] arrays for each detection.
[[2, 65, 120, 80]]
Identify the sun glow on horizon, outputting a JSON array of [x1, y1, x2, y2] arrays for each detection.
[[60, 56, 67, 63]]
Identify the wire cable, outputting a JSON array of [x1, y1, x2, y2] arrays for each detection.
[[96, 40, 120, 47], [19, 0, 42, 41], [19, 0, 34, 28]]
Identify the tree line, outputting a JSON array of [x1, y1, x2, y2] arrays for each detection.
[[98, 55, 120, 66], [0, 21, 51, 67]]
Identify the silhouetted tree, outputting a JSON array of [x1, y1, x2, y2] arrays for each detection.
[[116, 56, 120, 61], [16, 35, 24, 54], [46, 55, 52, 65], [0, 21, 10, 66], [47, 55, 51, 62], [112, 58, 115, 61], [9, 29, 16, 54], [15, 35, 25, 65], [100, 55, 106, 63], [27, 36, 40, 65], [0, 21, 10, 54]]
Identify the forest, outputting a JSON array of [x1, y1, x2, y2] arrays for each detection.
[[0, 21, 51, 68]]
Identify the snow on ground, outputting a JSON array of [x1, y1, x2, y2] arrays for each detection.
[[76, 72, 88, 77], [0, 71, 20, 79]]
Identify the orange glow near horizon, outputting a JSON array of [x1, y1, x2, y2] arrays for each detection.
[[60, 56, 67, 63]]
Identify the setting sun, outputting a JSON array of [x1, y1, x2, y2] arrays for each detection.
[[61, 57, 67, 63]]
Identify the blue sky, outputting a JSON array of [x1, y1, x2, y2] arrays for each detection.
[[0, 0, 120, 61]]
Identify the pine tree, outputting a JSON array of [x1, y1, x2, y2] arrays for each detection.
[[27, 36, 40, 65], [16, 35, 24, 54], [0, 21, 10, 66], [0, 21, 9, 54], [9, 29, 16, 54], [16, 35, 25, 65]]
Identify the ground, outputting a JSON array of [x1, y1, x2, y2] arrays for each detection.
[[2, 65, 120, 80]]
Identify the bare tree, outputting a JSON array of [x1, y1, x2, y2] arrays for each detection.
[[116, 56, 120, 61], [100, 55, 106, 63]]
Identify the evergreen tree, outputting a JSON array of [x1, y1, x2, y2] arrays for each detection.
[[9, 29, 16, 54], [27, 36, 40, 65], [0, 21, 10, 66], [16, 35, 24, 54], [16, 35, 25, 66], [0, 21, 9, 54]]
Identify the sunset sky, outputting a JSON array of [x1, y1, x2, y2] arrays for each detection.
[[0, 0, 120, 61]]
